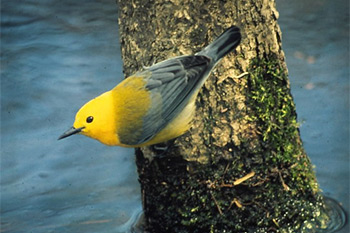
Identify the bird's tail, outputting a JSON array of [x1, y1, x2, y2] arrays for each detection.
[[197, 26, 241, 63]]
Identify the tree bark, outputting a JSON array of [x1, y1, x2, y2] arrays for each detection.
[[117, 0, 331, 232]]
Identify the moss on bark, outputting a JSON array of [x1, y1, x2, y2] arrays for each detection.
[[134, 56, 329, 233], [117, 0, 332, 232]]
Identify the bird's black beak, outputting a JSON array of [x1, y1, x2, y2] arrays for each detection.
[[58, 127, 84, 140]]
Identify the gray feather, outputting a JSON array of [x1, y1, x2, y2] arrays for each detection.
[[128, 55, 210, 145]]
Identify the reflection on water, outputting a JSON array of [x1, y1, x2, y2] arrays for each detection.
[[300, 197, 347, 233], [1, 0, 348, 232], [322, 197, 347, 232]]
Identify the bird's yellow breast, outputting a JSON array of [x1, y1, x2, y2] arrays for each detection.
[[112, 76, 152, 146]]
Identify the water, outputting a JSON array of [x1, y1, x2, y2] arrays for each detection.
[[1, 1, 140, 233], [1, 0, 348, 232]]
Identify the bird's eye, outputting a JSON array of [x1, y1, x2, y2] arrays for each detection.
[[86, 116, 94, 123]]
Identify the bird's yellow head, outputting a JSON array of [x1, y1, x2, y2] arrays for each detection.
[[59, 91, 121, 146]]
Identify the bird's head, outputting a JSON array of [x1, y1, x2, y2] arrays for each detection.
[[58, 91, 119, 145]]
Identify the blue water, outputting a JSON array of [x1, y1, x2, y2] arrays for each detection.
[[1, 0, 348, 232]]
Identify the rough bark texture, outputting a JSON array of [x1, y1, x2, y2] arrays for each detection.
[[117, 0, 330, 232]]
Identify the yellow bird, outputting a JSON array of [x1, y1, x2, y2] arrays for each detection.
[[59, 26, 241, 147]]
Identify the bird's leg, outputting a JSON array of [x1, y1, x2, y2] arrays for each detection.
[[149, 139, 176, 158]]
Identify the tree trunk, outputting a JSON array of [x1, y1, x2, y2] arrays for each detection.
[[117, 0, 331, 232]]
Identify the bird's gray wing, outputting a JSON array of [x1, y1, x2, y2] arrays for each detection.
[[124, 55, 211, 145]]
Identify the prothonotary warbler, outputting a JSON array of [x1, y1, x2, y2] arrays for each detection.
[[59, 26, 241, 147]]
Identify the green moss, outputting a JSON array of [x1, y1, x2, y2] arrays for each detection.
[[247, 55, 319, 193], [137, 55, 329, 233]]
